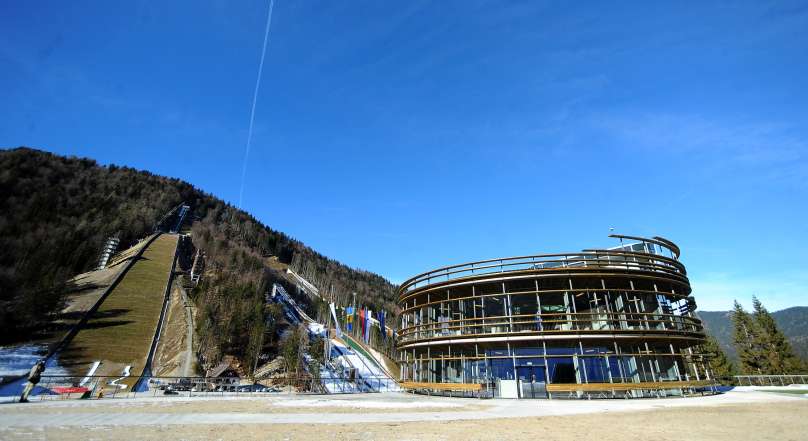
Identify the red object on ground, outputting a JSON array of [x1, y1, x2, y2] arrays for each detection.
[[51, 386, 90, 394]]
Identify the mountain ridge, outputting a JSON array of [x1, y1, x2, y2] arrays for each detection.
[[699, 306, 808, 363], [0, 147, 396, 369]]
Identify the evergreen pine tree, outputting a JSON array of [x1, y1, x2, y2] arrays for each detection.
[[731, 300, 765, 374], [752, 297, 804, 374], [702, 334, 736, 380]]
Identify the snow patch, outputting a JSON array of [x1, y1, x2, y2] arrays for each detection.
[[0, 344, 67, 377]]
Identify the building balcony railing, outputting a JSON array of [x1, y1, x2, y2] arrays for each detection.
[[398, 250, 687, 299], [397, 311, 704, 345]]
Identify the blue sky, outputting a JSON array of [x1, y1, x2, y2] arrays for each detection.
[[2, 1, 807, 311]]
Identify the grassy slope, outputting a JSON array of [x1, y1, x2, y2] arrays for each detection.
[[58, 234, 178, 379]]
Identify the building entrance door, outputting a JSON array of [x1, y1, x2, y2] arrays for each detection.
[[516, 366, 547, 399]]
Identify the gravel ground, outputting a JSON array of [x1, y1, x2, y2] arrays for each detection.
[[0, 390, 805, 440]]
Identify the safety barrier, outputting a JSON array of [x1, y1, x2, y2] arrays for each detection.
[[734, 375, 808, 386], [400, 249, 687, 298], [6, 374, 400, 402]]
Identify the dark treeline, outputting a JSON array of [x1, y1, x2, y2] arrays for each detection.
[[731, 297, 805, 375], [705, 297, 806, 379], [0, 148, 397, 369], [0, 148, 197, 340], [291, 249, 398, 315]]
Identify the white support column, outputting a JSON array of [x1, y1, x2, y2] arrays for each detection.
[[645, 342, 658, 382], [671, 343, 683, 381], [543, 339, 552, 400], [578, 341, 587, 384], [535, 279, 543, 331], [504, 282, 513, 332], [688, 347, 700, 381]]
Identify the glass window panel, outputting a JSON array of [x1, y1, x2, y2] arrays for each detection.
[[515, 347, 543, 356], [515, 357, 545, 367], [484, 295, 506, 317], [486, 348, 510, 357], [489, 357, 515, 380], [545, 346, 577, 356], [608, 356, 623, 381], [547, 357, 576, 383], [581, 357, 608, 383], [511, 293, 538, 315]]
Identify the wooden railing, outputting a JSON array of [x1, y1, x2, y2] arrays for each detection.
[[399, 380, 712, 394]]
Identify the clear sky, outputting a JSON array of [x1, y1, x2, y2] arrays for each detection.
[[2, 1, 807, 311]]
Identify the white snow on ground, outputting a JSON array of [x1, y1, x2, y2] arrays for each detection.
[[0, 344, 70, 400], [329, 339, 399, 392], [0, 344, 67, 377], [307, 322, 326, 336], [733, 385, 808, 391], [320, 363, 359, 394], [271, 283, 398, 393]]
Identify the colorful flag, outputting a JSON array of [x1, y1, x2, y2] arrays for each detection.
[[346, 306, 354, 332], [359, 307, 365, 338], [379, 310, 386, 342], [363, 308, 368, 343], [330, 302, 342, 338], [365, 309, 372, 343]]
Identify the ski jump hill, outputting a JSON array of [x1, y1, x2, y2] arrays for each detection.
[[55, 232, 179, 389], [271, 283, 399, 393]]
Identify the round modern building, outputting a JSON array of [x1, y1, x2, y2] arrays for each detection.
[[396, 235, 714, 399]]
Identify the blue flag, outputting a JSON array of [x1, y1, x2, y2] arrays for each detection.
[[364, 308, 371, 343], [379, 310, 386, 342]]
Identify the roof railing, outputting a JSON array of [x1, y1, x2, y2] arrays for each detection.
[[399, 249, 686, 296]]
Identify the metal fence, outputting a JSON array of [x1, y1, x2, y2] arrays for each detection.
[[7, 374, 399, 402], [733, 375, 808, 386]]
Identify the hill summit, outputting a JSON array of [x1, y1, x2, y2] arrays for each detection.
[[0, 147, 396, 369]]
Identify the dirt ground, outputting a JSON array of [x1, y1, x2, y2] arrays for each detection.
[[62, 236, 155, 317], [63, 267, 124, 316], [153, 281, 196, 377], [1, 401, 806, 440], [0, 396, 482, 415]]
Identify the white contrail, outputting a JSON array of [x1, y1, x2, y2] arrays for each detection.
[[238, 0, 275, 208]]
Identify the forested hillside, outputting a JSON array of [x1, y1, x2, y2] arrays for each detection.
[[0, 147, 396, 370], [700, 307, 808, 362]]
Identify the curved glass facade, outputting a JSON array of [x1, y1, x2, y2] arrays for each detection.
[[396, 235, 715, 398]]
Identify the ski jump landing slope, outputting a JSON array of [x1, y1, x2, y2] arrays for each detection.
[[57, 234, 179, 386], [271, 284, 398, 393], [329, 339, 399, 392]]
